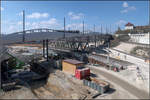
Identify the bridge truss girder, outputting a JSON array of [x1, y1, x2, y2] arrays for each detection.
[[48, 34, 113, 52]]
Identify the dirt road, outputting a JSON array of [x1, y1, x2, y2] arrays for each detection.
[[89, 67, 149, 99]]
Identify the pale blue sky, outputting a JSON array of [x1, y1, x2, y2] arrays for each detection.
[[1, 1, 149, 34]]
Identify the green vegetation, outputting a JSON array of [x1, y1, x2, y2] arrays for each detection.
[[6, 52, 25, 69], [110, 35, 130, 47], [115, 29, 131, 35]]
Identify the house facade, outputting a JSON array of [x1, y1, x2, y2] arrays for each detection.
[[125, 22, 134, 30]]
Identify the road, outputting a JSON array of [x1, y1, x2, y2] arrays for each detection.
[[109, 48, 149, 83], [89, 66, 149, 99]]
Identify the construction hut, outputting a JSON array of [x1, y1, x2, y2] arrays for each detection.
[[62, 59, 84, 75]]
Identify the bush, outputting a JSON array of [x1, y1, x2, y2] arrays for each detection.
[[117, 35, 130, 42], [110, 35, 130, 47]]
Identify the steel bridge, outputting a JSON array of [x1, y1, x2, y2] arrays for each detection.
[[2, 28, 80, 44], [11, 28, 79, 34], [3, 28, 113, 52], [48, 34, 113, 52]]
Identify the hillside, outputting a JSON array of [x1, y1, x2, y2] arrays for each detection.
[[1, 32, 82, 44]]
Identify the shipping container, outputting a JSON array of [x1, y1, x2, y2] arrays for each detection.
[[75, 67, 90, 80], [83, 77, 110, 94]]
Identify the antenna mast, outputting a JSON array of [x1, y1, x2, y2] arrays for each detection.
[[64, 17, 66, 39], [23, 10, 25, 42], [83, 21, 84, 35]]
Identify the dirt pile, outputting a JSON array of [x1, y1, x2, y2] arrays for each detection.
[[32, 70, 94, 99], [0, 86, 38, 99], [1, 69, 96, 99]]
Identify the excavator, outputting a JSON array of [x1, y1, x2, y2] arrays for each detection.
[[1, 52, 26, 91], [1, 52, 25, 81], [1, 52, 51, 91]]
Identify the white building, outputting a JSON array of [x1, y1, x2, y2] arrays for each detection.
[[125, 22, 134, 30], [128, 32, 150, 44]]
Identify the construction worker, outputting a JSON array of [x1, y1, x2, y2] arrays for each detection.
[[124, 55, 126, 60], [114, 67, 117, 72], [116, 67, 119, 72], [121, 65, 123, 70]]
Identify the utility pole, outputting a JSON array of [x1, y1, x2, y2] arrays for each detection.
[[22, 10, 25, 43], [100, 25, 103, 43], [109, 25, 111, 34], [83, 21, 84, 35], [94, 24, 95, 33], [94, 24, 96, 48], [101, 25, 103, 34], [107, 25, 109, 34], [105, 25, 107, 34], [149, 0, 150, 25], [46, 39, 49, 61], [43, 40, 45, 58], [0, 1, 1, 89], [64, 17, 66, 39], [107, 42, 110, 70], [68, 27, 70, 31]]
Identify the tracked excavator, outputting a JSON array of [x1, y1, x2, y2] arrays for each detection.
[[1, 52, 50, 91]]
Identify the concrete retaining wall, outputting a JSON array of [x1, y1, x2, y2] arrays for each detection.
[[109, 49, 147, 64]]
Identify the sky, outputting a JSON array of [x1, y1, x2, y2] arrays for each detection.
[[1, 1, 149, 34]]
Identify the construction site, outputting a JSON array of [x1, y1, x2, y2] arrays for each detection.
[[0, 1, 150, 99], [0, 30, 149, 99]]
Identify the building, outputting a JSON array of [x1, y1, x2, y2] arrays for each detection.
[[62, 59, 84, 75], [125, 22, 150, 32], [125, 22, 134, 30], [120, 22, 150, 44], [114, 22, 150, 44], [135, 25, 150, 30], [134, 25, 150, 33], [128, 32, 150, 44]]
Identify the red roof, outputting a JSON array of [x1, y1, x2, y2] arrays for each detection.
[[125, 22, 134, 26], [63, 59, 84, 65]]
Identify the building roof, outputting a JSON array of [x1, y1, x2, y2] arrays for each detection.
[[125, 22, 134, 26], [63, 59, 84, 65], [135, 25, 150, 30]]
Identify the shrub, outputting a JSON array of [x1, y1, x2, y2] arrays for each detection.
[[110, 35, 130, 47]]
